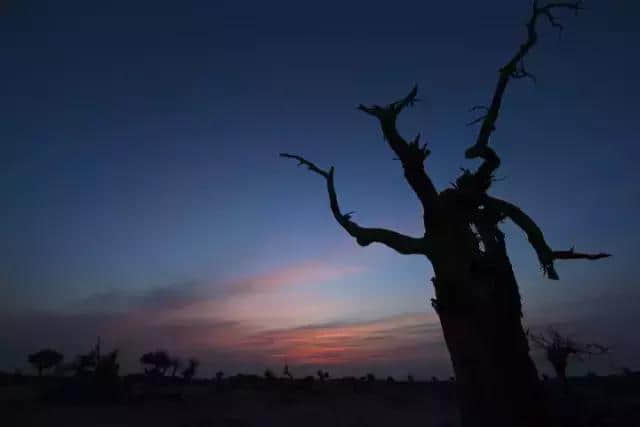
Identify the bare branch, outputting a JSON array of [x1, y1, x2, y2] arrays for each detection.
[[483, 195, 609, 280], [469, 105, 489, 113], [466, 115, 487, 127], [530, 327, 609, 357], [280, 153, 429, 256], [552, 248, 611, 261], [280, 153, 330, 179], [358, 86, 438, 228], [465, 1, 583, 163]]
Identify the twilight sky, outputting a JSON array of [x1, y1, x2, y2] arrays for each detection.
[[1, 0, 639, 379]]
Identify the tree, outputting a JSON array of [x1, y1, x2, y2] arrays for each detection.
[[73, 349, 97, 376], [182, 358, 199, 381], [317, 369, 329, 381], [281, 2, 609, 426], [283, 364, 293, 380], [529, 328, 608, 395], [28, 349, 63, 376], [95, 349, 120, 380], [73, 337, 101, 376], [264, 368, 275, 381], [140, 350, 172, 376], [169, 357, 182, 378]]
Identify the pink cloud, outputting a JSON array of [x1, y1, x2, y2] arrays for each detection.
[[231, 313, 444, 368], [216, 261, 364, 295]]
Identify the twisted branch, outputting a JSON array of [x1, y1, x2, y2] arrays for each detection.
[[465, 1, 584, 179], [483, 195, 610, 280], [358, 85, 438, 228], [280, 153, 429, 256]]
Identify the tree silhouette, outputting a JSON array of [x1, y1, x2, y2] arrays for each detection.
[[182, 358, 199, 381], [281, 2, 609, 426], [140, 350, 172, 376], [72, 337, 102, 376], [317, 369, 329, 381], [529, 328, 608, 395], [95, 349, 120, 380], [264, 368, 275, 381], [169, 357, 182, 378], [283, 364, 293, 380], [28, 349, 63, 377], [73, 349, 97, 376]]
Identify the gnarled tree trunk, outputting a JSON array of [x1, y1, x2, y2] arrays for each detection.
[[430, 216, 547, 426]]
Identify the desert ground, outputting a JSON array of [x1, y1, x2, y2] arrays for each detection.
[[2, 373, 640, 427]]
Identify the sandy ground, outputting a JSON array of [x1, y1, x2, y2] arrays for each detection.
[[2, 383, 460, 427], [3, 376, 640, 427]]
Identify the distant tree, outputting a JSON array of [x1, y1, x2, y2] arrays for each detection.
[[317, 369, 329, 381], [215, 371, 224, 382], [169, 357, 182, 378], [140, 350, 172, 376], [74, 349, 97, 376], [264, 368, 275, 381], [28, 349, 63, 376], [281, 2, 608, 426], [386, 376, 395, 384], [95, 349, 120, 380], [182, 358, 199, 381], [72, 338, 103, 376], [529, 328, 608, 395], [407, 374, 415, 383], [366, 373, 375, 383], [283, 364, 293, 380]]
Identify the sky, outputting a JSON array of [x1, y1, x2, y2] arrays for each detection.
[[1, 0, 639, 379]]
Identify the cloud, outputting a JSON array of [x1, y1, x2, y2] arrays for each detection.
[[77, 260, 363, 316], [217, 261, 364, 298], [233, 313, 446, 370], [0, 305, 450, 379], [0, 259, 368, 375]]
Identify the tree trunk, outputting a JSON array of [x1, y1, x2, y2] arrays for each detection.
[[431, 225, 548, 427], [552, 362, 570, 396]]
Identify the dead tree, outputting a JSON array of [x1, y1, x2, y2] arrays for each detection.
[[28, 349, 63, 377], [283, 364, 293, 380], [170, 357, 182, 378], [530, 328, 609, 395], [281, 2, 610, 426], [182, 358, 199, 382]]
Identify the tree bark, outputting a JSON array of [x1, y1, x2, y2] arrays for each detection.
[[429, 207, 548, 427]]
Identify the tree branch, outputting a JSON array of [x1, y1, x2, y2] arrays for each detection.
[[358, 86, 439, 228], [530, 327, 609, 356], [465, 1, 584, 166], [483, 195, 609, 280], [280, 153, 429, 256]]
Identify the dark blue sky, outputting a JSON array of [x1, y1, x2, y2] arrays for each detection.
[[1, 1, 639, 377]]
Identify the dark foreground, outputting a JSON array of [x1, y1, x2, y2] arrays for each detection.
[[2, 374, 640, 426]]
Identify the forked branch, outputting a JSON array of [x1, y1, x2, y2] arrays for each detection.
[[483, 195, 610, 279], [530, 328, 609, 357], [466, 1, 584, 168], [358, 86, 439, 227], [280, 153, 428, 256]]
